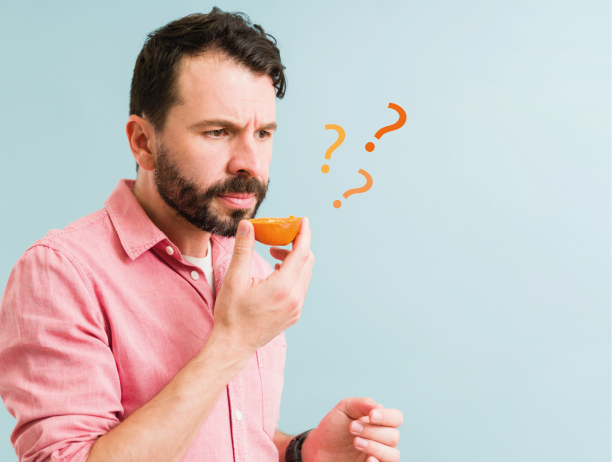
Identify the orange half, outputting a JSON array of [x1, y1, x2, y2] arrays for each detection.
[[247, 216, 302, 246]]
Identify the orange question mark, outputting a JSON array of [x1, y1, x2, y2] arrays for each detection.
[[333, 169, 373, 209], [321, 124, 345, 173], [365, 103, 406, 152]]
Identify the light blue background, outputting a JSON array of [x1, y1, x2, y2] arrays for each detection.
[[0, 1, 609, 461]]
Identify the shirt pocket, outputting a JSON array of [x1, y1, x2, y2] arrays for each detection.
[[256, 336, 286, 439]]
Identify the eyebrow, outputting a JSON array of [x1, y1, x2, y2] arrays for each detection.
[[189, 118, 277, 131]]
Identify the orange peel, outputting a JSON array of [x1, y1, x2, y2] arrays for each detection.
[[247, 216, 301, 246]]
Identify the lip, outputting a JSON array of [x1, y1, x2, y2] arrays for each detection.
[[217, 194, 256, 209]]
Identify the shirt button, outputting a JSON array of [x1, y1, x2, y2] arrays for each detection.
[[235, 410, 242, 421], [190, 271, 199, 280], [166, 246, 174, 255]]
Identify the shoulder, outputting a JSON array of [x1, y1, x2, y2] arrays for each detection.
[[2, 211, 115, 342], [32, 208, 111, 253], [7, 207, 113, 295], [5, 208, 110, 279], [24, 207, 123, 269], [1, 236, 104, 339], [4, 208, 118, 306]]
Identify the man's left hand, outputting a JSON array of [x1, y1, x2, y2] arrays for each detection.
[[300, 397, 402, 462]]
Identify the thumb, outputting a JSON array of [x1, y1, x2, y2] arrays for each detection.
[[339, 397, 383, 420], [224, 220, 255, 285]]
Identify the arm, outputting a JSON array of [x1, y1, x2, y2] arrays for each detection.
[[2, 243, 249, 462], [88, 218, 314, 462], [0, 219, 313, 462], [0, 244, 124, 462], [87, 330, 251, 462], [89, 219, 313, 461]]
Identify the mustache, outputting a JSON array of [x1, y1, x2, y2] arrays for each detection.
[[201, 175, 268, 201]]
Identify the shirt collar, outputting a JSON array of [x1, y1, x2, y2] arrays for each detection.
[[104, 179, 237, 263], [105, 179, 167, 260]]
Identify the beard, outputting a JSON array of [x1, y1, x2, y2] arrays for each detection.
[[153, 141, 268, 237]]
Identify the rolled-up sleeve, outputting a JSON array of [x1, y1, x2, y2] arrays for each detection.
[[0, 244, 123, 462]]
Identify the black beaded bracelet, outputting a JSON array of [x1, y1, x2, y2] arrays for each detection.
[[285, 429, 314, 462]]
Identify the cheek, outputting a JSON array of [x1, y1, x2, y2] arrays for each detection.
[[191, 158, 223, 186], [262, 142, 274, 168], [181, 138, 225, 180]]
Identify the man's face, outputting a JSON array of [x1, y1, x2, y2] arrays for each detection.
[[153, 51, 276, 237]]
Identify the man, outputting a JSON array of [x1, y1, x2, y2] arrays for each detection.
[[0, 8, 402, 462]]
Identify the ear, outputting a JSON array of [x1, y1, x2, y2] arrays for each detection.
[[126, 115, 156, 171]]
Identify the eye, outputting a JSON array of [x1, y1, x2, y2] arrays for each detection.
[[207, 129, 226, 138], [258, 130, 270, 139]]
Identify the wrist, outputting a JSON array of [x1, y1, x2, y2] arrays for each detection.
[[291, 428, 317, 462], [196, 329, 253, 375]]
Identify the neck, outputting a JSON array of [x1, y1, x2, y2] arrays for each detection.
[[132, 173, 211, 258]]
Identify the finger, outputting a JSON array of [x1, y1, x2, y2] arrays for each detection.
[[274, 263, 281, 271], [292, 216, 310, 249], [350, 421, 400, 448], [367, 458, 380, 462], [270, 246, 290, 262], [368, 408, 403, 428], [223, 220, 254, 286], [338, 397, 380, 421], [359, 403, 383, 423], [276, 217, 312, 278], [354, 437, 400, 462]]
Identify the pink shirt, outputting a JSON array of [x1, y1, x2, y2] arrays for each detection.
[[0, 179, 286, 462]]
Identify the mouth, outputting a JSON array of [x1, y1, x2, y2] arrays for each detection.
[[217, 193, 256, 209]]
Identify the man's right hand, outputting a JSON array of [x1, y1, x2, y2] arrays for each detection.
[[87, 218, 313, 462], [212, 217, 315, 353]]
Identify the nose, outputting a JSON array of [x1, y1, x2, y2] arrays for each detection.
[[227, 131, 267, 179]]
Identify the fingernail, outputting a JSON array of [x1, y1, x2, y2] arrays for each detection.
[[352, 421, 363, 433], [371, 411, 382, 422], [355, 437, 368, 449], [237, 221, 249, 236]]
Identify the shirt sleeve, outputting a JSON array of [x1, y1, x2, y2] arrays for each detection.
[[0, 244, 123, 462]]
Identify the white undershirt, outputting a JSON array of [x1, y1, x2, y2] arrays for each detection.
[[183, 240, 215, 295]]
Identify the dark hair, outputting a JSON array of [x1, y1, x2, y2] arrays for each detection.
[[129, 7, 286, 134]]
